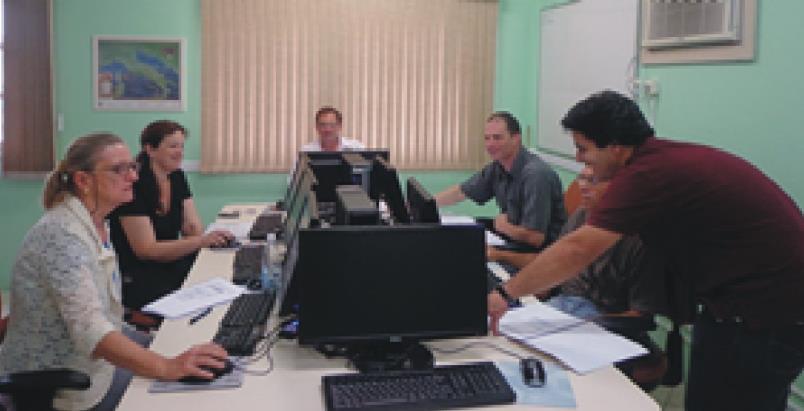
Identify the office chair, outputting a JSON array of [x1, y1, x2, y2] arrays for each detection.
[[563, 178, 582, 216], [0, 294, 91, 411]]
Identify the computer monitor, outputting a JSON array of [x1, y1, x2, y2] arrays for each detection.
[[284, 167, 319, 241], [406, 177, 440, 224], [368, 157, 410, 224], [283, 154, 310, 210], [296, 224, 487, 372], [304, 150, 391, 203], [277, 187, 320, 315]]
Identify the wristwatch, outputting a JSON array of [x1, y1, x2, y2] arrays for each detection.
[[495, 284, 516, 305]]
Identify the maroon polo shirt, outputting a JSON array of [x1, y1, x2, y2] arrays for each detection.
[[589, 137, 804, 328]]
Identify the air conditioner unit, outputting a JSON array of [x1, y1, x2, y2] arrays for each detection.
[[642, 0, 742, 49]]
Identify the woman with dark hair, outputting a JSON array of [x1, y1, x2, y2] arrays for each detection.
[[0, 134, 227, 410], [110, 120, 232, 321]]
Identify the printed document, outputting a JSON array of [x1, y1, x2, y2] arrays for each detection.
[[499, 300, 647, 374], [143, 278, 245, 319]]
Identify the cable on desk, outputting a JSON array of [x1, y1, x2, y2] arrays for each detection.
[[429, 340, 527, 361], [237, 316, 291, 376]]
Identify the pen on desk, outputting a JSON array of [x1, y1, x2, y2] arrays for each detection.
[[189, 307, 213, 325]]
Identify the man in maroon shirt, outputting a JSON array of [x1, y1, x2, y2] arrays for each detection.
[[488, 90, 804, 410]]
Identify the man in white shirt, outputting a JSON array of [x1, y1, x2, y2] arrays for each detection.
[[301, 106, 365, 151]]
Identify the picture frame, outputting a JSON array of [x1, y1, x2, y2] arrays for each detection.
[[93, 36, 186, 111]]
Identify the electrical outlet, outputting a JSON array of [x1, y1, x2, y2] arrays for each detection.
[[643, 80, 660, 97]]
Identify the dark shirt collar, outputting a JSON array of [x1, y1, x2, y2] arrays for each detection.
[[497, 145, 528, 178]]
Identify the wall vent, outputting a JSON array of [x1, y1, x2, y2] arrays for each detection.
[[643, 0, 742, 49]]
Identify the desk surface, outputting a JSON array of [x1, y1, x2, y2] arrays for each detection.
[[117, 204, 658, 411]]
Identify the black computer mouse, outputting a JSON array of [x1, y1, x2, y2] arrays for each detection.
[[246, 278, 263, 291], [520, 357, 545, 387], [178, 359, 235, 384]]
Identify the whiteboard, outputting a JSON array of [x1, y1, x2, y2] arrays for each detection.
[[537, 0, 639, 156]]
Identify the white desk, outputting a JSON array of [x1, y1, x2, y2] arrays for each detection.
[[117, 204, 659, 411]]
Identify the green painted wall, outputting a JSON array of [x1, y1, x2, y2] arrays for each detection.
[[53, 0, 203, 158], [496, 0, 804, 208]]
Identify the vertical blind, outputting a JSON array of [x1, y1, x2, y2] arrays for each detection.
[[201, 0, 497, 172]]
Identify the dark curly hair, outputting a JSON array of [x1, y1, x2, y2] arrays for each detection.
[[487, 111, 521, 136], [561, 90, 654, 148]]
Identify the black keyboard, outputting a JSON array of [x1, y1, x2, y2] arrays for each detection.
[[248, 214, 283, 240], [221, 291, 275, 327], [213, 325, 265, 356], [322, 361, 516, 411], [232, 244, 264, 285]]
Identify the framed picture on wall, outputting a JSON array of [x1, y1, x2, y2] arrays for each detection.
[[93, 36, 186, 111]]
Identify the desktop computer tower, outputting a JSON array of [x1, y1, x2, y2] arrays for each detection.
[[334, 185, 380, 226]]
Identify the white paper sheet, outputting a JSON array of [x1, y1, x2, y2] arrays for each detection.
[[143, 278, 246, 319], [439, 215, 505, 246], [499, 301, 648, 374]]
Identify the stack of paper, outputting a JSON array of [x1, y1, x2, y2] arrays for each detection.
[[499, 301, 648, 374], [143, 278, 246, 319]]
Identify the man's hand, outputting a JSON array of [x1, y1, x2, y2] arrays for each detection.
[[493, 214, 511, 237], [486, 245, 501, 262], [488, 291, 510, 335]]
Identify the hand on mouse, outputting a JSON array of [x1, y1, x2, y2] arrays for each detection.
[[161, 343, 229, 381]]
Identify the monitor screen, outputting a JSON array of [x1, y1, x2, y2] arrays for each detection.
[[304, 150, 391, 203], [368, 157, 410, 224], [297, 224, 487, 346], [406, 177, 440, 224]]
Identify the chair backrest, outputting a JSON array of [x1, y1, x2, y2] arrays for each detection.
[[564, 178, 582, 216]]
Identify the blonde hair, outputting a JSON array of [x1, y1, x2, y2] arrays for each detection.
[[43, 133, 125, 209]]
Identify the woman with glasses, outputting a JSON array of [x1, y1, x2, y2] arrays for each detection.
[[0, 134, 228, 411], [109, 120, 232, 326]]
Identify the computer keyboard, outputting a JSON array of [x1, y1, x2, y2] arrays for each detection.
[[221, 291, 275, 327], [248, 214, 283, 240], [213, 325, 265, 356], [322, 361, 516, 411], [232, 244, 264, 285]]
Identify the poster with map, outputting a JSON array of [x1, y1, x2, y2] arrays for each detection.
[[93, 36, 186, 111]]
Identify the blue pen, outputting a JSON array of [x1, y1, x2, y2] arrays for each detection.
[[189, 307, 213, 325]]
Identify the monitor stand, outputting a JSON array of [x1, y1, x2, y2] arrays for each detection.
[[345, 341, 434, 373]]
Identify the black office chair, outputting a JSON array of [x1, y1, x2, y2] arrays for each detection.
[[0, 369, 90, 411], [0, 294, 91, 411]]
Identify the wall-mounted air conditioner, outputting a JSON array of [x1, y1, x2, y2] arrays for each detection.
[[642, 0, 742, 49]]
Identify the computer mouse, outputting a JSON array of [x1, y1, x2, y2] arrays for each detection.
[[246, 277, 263, 291], [520, 357, 545, 388], [178, 358, 235, 384]]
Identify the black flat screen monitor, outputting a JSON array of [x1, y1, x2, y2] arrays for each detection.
[[284, 154, 310, 209], [296, 224, 487, 371], [303, 150, 390, 203], [277, 187, 319, 315], [283, 166, 318, 237], [406, 177, 440, 224], [368, 157, 410, 224]]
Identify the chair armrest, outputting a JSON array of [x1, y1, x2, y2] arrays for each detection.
[[0, 369, 90, 393]]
